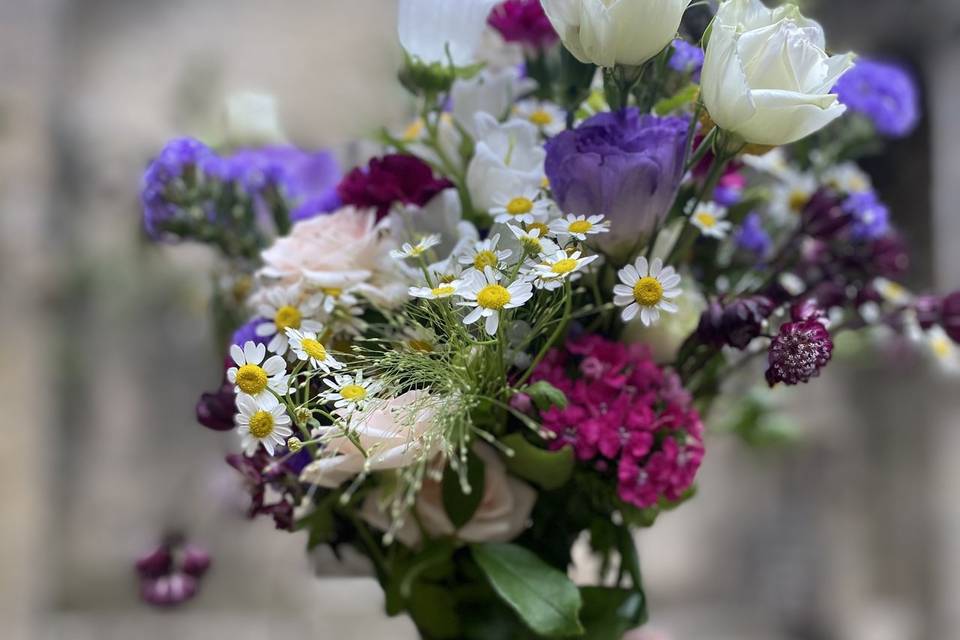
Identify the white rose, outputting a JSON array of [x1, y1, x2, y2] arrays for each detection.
[[361, 443, 537, 547], [466, 113, 546, 212], [397, 0, 500, 66], [701, 0, 855, 146], [300, 390, 441, 488], [541, 0, 690, 68]]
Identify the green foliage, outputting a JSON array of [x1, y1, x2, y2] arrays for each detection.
[[442, 450, 486, 529], [579, 587, 648, 640], [654, 83, 700, 116], [472, 543, 584, 638], [502, 434, 575, 491], [524, 380, 568, 412]]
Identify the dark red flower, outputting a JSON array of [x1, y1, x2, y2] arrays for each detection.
[[488, 0, 558, 50], [940, 292, 960, 343], [337, 154, 452, 219], [766, 317, 833, 387]]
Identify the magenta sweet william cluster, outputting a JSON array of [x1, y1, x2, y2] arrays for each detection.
[[529, 334, 705, 509]]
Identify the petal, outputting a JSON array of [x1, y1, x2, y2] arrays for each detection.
[[236, 394, 257, 415], [484, 312, 500, 336], [463, 306, 484, 325], [634, 256, 649, 277], [659, 300, 679, 313], [262, 355, 286, 376], [613, 284, 633, 297], [622, 303, 639, 322], [230, 344, 245, 366], [255, 323, 276, 337]]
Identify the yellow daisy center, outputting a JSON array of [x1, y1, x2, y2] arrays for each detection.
[[520, 237, 542, 253], [568, 220, 592, 234], [402, 119, 424, 142], [528, 109, 553, 126], [301, 338, 327, 362], [431, 285, 456, 297], [248, 410, 275, 439], [340, 384, 368, 402], [540, 176, 550, 190], [506, 197, 534, 216], [633, 277, 664, 307], [321, 287, 342, 298], [695, 212, 717, 228], [933, 337, 952, 359], [274, 305, 302, 332], [477, 284, 512, 310], [788, 190, 808, 213], [526, 221, 550, 237], [473, 250, 499, 271], [551, 258, 579, 275], [236, 364, 269, 395]]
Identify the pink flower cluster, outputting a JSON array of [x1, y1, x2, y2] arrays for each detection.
[[530, 335, 705, 509]]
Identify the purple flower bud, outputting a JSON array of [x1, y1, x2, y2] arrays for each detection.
[[766, 319, 834, 387], [196, 382, 236, 432], [867, 233, 910, 278], [181, 545, 212, 578], [697, 296, 775, 350], [801, 189, 852, 239], [940, 292, 960, 343], [914, 295, 942, 331], [141, 572, 198, 607], [135, 545, 172, 579], [790, 299, 827, 323]]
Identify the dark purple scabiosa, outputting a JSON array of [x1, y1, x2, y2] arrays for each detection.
[[697, 295, 775, 350], [835, 59, 920, 138], [136, 537, 211, 607], [487, 0, 557, 50], [913, 295, 941, 331], [337, 154, 452, 220], [800, 189, 852, 239], [545, 109, 688, 260], [766, 304, 834, 386]]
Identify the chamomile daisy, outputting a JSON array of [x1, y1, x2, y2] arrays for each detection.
[[514, 100, 566, 136], [457, 267, 534, 336], [409, 278, 464, 300], [822, 162, 872, 195], [771, 171, 817, 219], [322, 372, 380, 412], [549, 214, 610, 241], [690, 202, 733, 239], [507, 224, 559, 257], [235, 393, 293, 456], [613, 256, 682, 327], [227, 341, 289, 402], [490, 190, 551, 225], [531, 249, 598, 289], [286, 328, 343, 373], [390, 234, 442, 260], [458, 234, 513, 274], [255, 284, 324, 355]]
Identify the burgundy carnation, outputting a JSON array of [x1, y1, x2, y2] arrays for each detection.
[[940, 292, 960, 343], [488, 0, 558, 50], [336, 154, 452, 219]]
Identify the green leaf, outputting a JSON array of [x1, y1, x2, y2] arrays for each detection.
[[579, 587, 647, 640], [472, 543, 583, 638], [294, 493, 337, 549], [409, 583, 462, 639], [443, 451, 486, 529], [525, 380, 568, 412], [502, 434, 574, 491], [654, 83, 700, 115]]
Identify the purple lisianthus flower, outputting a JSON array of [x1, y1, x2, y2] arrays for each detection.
[[668, 39, 704, 81], [141, 137, 215, 241], [835, 59, 920, 138], [844, 191, 889, 241], [735, 212, 772, 259], [545, 109, 688, 260]]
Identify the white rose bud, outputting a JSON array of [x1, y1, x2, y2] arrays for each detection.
[[397, 0, 499, 66], [701, 0, 856, 146], [541, 0, 691, 68]]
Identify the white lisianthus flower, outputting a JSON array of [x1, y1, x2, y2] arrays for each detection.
[[701, 0, 855, 146], [541, 0, 691, 68], [467, 113, 546, 213], [452, 68, 537, 136], [397, 0, 500, 66]]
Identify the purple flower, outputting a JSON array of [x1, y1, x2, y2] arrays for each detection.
[[140, 137, 215, 241], [940, 292, 960, 344], [545, 109, 688, 259], [227, 146, 341, 218], [337, 154, 452, 220], [668, 39, 704, 81], [844, 191, 889, 241], [698, 295, 775, 350], [766, 313, 834, 387], [735, 212, 772, 258], [487, 0, 557, 50], [835, 59, 920, 138], [135, 537, 210, 607]]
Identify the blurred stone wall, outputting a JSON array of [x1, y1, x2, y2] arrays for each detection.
[[2, 1, 959, 640]]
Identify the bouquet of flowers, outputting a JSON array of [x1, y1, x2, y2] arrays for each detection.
[[141, 0, 953, 635]]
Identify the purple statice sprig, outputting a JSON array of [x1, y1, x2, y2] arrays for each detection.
[[668, 39, 704, 81], [835, 59, 920, 139]]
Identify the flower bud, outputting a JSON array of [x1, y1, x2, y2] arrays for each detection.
[[697, 296, 775, 350], [801, 189, 852, 239], [181, 545, 212, 578]]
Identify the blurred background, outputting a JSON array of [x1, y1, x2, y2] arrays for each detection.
[[2, 1, 960, 638]]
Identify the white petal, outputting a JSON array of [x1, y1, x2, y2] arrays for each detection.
[[649, 258, 663, 278], [255, 323, 276, 337], [230, 344, 245, 366], [484, 312, 501, 336], [262, 355, 286, 376], [634, 256, 649, 278], [463, 306, 484, 325], [613, 284, 633, 297], [622, 303, 640, 322]]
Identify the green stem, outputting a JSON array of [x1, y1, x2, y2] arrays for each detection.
[[515, 280, 572, 388]]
